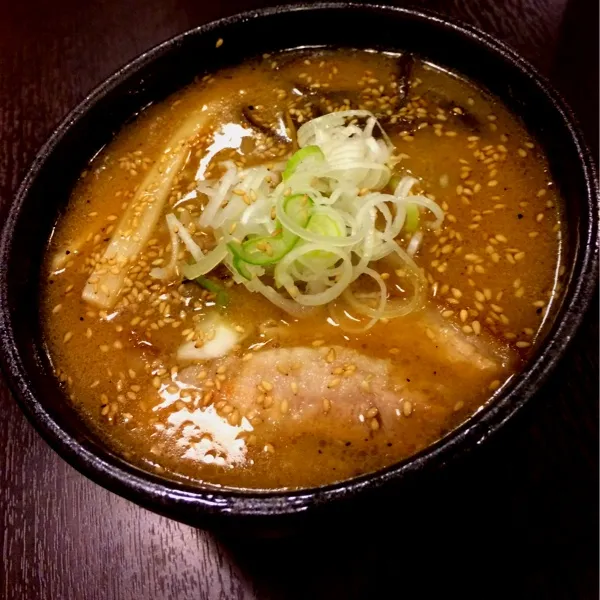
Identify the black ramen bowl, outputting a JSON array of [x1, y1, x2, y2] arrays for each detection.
[[0, 3, 597, 531]]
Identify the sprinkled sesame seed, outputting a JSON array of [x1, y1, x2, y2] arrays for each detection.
[[44, 52, 567, 465], [366, 407, 379, 419]]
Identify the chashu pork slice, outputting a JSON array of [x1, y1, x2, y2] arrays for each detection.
[[176, 309, 516, 441]]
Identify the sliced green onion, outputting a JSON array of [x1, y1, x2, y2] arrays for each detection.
[[180, 242, 228, 280], [306, 213, 342, 237], [240, 231, 298, 265], [227, 194, 313, 266], [283, 192, 314, 225], [283, 145, 324, 181], [405, 204, 420, 233], [232, 256, 253, 280], [303, 213, 343, 264], [388, 173, 402, 193], [228, 234, 297, 266], [193, 275, 229, 307], [160, 110, 444, 327]]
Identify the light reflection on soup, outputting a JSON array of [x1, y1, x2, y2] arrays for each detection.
[[42, 49, 564, 489]]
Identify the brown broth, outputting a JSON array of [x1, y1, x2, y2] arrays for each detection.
[[42, 49, 564, 489]]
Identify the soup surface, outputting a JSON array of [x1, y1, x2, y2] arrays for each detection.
[[43, 49, 564, 489]]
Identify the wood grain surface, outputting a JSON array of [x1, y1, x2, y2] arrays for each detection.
[[0, 0, 597, 598]]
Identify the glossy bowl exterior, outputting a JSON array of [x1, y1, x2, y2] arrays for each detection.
[[0, 3, 597, 528]]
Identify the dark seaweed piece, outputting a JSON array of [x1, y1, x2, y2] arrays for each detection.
[[454, 106, 481, 131], [384, 117, 418, 136], [317, 90, 357, 111], [288, 88, 325, 122], [289, 56, 415, 128], [291, 84, 354, 115], [395, 53, 415, 106], [241, 105, 292, 143], [425, 91, 482, 132], [283, 110, 298, 151], [291, 84, 419, 137]]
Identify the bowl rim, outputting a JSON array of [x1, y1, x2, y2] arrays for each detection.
[[0, 1, 597, 518]]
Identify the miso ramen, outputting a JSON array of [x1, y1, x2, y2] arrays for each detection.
[[42, 49, 564, 489]]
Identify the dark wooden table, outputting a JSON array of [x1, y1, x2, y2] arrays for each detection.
[[1, 1, 597, 598]]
